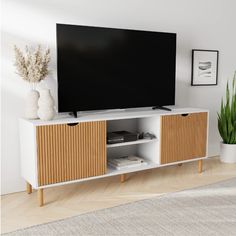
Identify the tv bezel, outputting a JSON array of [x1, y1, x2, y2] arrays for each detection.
[[56, 23, 177, 114]]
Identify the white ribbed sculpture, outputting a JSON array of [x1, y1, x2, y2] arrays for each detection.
[[25, 89, 39, 119], [38, 89, 55, 121]]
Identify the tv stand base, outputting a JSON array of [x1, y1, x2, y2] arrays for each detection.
[[152, 106, 172, 111], [69, 111, 78, 118]]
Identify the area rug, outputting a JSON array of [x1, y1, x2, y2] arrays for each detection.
[[4, 178, 236, 236]]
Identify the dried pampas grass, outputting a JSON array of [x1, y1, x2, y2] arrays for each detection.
[[14, 45, 50, 83]]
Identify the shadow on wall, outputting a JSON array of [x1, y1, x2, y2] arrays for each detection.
[[2, 29, 58, 109], [1, 86, 26, 194], [175, 79, 190, 107], [1, 29, 58, 194]]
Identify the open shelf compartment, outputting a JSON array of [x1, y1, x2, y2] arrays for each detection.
[[106, 116, 161, 173]]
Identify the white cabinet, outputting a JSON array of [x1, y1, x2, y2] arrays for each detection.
[[19, 107, 208, 206]]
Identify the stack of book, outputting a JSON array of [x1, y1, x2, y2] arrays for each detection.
[[108, 155, 147, 170]]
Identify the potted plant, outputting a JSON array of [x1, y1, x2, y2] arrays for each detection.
[[14, 45, 50, 119], [218, 71, 236, 163]]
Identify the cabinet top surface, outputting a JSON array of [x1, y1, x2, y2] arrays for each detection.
[[20, 107, 209, 126]]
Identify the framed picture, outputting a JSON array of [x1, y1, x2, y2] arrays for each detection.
[[191, 49, 219, 86]]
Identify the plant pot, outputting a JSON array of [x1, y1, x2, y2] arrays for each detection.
[[25, 89, 39, 119], [220, 142, 236, 163]]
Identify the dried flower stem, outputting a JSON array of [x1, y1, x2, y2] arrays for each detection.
[[14, 45, 50, 83]]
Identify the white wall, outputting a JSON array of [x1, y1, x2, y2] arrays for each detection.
[[1, 0, 236, 194]]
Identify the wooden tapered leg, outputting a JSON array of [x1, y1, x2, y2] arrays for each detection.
[[198, 160, 202, 173], [120, 174, 126, 183], [26, 182, 32, 194], [38, 189, 44, 207]]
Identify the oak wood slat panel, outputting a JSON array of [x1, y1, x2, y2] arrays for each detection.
[[160, 112, 207, 164], [36, 121, 106, 186]]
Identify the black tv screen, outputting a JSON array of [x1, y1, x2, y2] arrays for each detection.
[[57, 24, 176, 112]]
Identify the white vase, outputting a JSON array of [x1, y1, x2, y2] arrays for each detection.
[[25, 89, 39, 119], [38, 89, 55, 121], [220, 142, 236, 163]]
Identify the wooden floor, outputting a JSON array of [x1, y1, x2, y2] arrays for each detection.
[[2, 156, 236, 234]]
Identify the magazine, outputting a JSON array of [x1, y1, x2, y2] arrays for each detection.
[[108, 155, 147, 170], [108, 161, 148, 170]]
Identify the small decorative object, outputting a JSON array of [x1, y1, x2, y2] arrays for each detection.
[[218, 71, 236, 163], [14, 45, 50, 119], [25, 89, 40, 119], [38, 89, 55, 121], [191, 49, 219, 86]]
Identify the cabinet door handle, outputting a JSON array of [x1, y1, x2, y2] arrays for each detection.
[[67, 122, 79, 126], [181, 113, 189, 117]]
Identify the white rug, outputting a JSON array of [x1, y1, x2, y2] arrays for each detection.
[[4, 178, 236, 236]]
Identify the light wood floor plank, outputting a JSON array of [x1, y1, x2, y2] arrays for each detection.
[[2, 156, 236, 234]]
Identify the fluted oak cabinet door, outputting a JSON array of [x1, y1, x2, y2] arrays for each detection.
[[36, 121, 106, 186], [160, 112, 207, 164]]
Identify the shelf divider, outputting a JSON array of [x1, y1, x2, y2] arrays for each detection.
[[107, 138, 157, 148]]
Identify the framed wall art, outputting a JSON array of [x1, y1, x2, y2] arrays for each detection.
[[191, 49, 219, 86]]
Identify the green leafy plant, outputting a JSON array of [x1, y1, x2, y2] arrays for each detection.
[[218, 71, 236, 144]]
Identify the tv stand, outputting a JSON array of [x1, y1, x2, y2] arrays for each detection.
[[69, 111, 77, 118], [19, 107, 208, 207], [152, 106, 172, 111]]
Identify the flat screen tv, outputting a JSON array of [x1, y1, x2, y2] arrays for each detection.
[[57, 23, 176, 113]]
